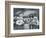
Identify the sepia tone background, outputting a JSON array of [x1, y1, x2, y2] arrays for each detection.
[[0, 0, 46, 38]]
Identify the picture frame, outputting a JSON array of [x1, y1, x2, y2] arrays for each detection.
[[5, 1, 45, 37]]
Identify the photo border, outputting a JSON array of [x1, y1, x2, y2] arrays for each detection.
[[5, 1, 45, 37], [10, 5, 42, 33]]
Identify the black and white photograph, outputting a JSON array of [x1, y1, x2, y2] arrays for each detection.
[[5, 1, 45, 37], [13, 8, 39, 30], [10, 5, 43, 33]]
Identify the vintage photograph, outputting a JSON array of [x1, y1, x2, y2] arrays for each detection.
[[13, 8, 39, 30], [5, 1, 45, 37]]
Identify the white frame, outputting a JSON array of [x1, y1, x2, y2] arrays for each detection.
[[10, 5, 42, 33]]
